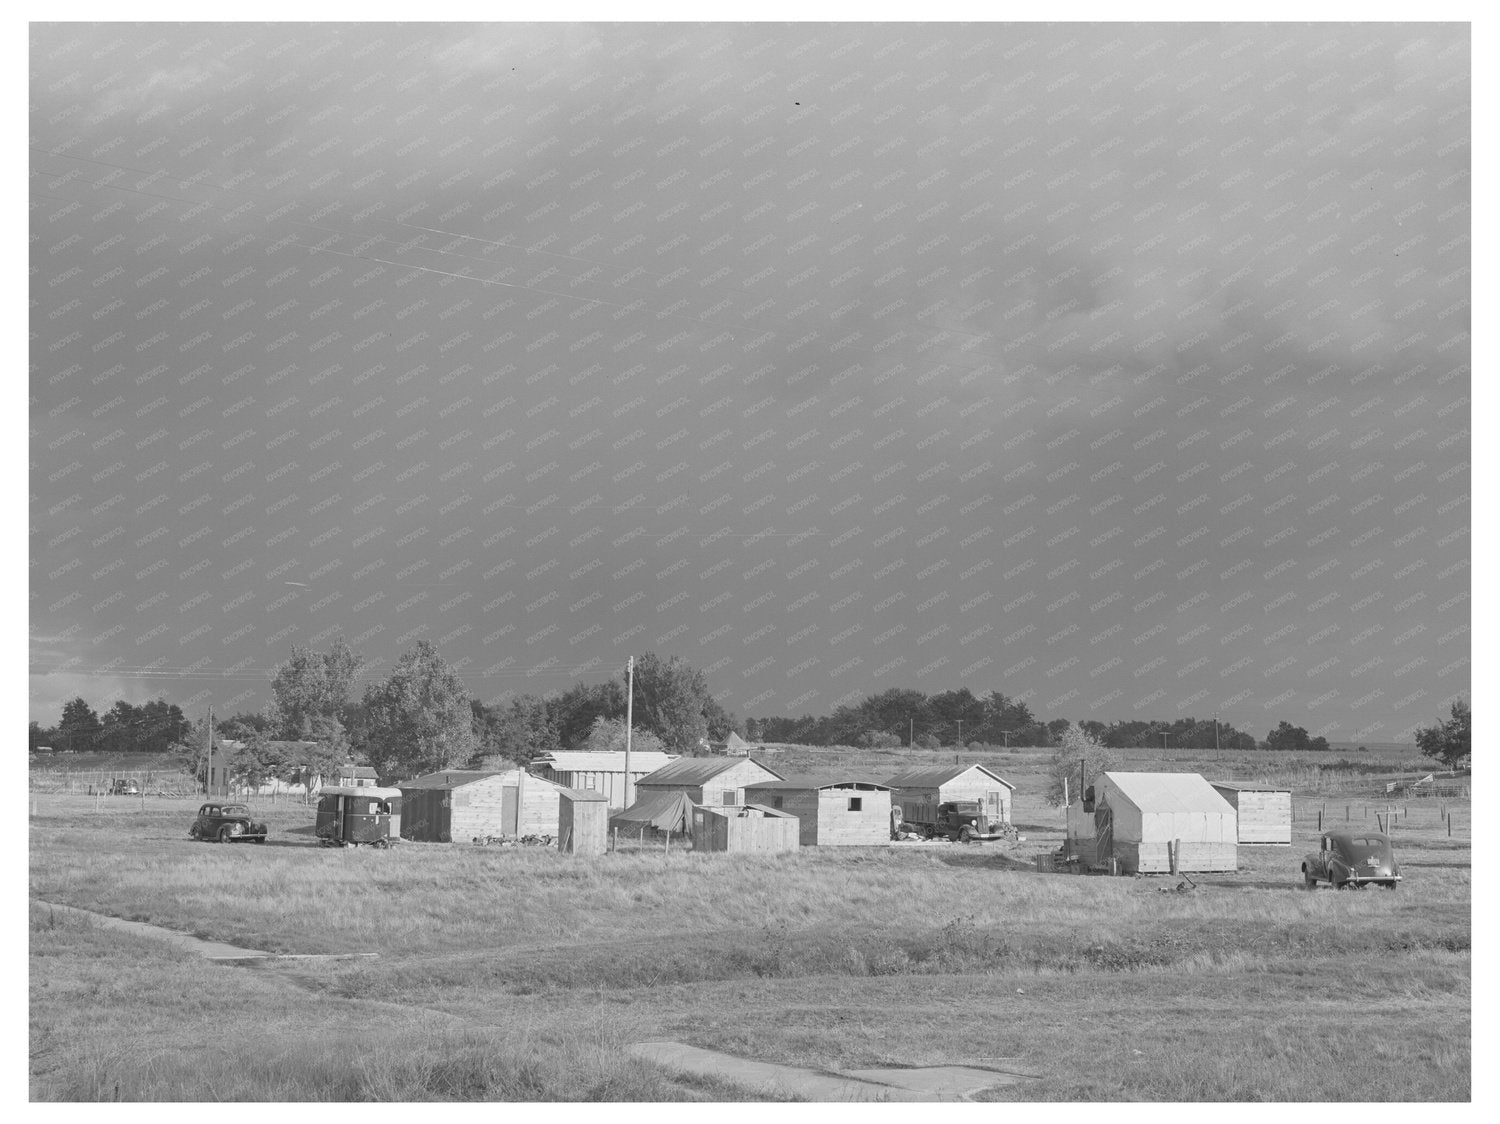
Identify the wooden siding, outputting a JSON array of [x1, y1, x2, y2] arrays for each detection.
[[636, 758, 780, 807], [400, 788, 451, 842], [890, 773, 1011, 824], [401, 771, 564, 842], [533, 766, 655, 809], [558, 796, 609, 856], [691, 807, 800, 853], [1115, 840, 1238, 874], [1212, 786, 1292, 844]]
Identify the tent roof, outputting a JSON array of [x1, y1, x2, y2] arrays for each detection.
[[532, 751, 678, 774], [1101, 772, 1236, 815], [726, 732, 753, 751], [637, 756, 783, 787], [608, 790, 694, 832], [884, 763, 1015, 790], [744, 773, 892, 792]]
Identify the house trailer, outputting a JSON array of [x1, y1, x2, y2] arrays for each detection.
[[691, 804, 800, 854], [634, 756, 784, 808], [1210, 781, 1293, 844], [884, 763, 1015, 825], [399, 768, 568, 843], [1089, 771, 1238, 873], [741, 775, 893, 846], [529, 750, 677, 809]]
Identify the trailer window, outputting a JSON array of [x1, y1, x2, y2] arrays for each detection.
[[848, 797, 863, 812]]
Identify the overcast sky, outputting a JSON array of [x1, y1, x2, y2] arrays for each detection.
[[28, 21, 1469, 742]]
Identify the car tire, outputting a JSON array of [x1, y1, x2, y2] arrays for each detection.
[[219, 824, 242, 843], [959, 826, 975, 844], [252, 836, 266, 845], [1303, 869, 1317, 889]]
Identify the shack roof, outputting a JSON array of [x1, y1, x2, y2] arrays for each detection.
[[1209, 780, 1291, 792], [558, 786, 609, 802], [636, 756, 783, 787], [1101, 772, 1235, 815], [697, 802, 797, 820], [744, 773, 892, 792], [531, 750, 677, 774], [402, 770, 504, 789], [884, 763, 1015, 791]]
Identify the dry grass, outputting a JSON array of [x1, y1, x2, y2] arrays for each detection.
[[28, 779, 1470, 1102]]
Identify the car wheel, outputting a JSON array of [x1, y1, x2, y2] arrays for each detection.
[[252, 836, 266, 845], [959, 826, 975, 844], [373, 837, 390, 850], [219, 823, 242, 843], [1303, 869, 1317, 889]]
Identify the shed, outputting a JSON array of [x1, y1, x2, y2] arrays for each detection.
[[1092, 772, 1238, 873], [609, 790, 695, 837], [557, 787, 610, 855], [530, 750, 678, 809], [1210, 781, 1292, 844], [692, 804, 800, 854], [337, 764, 379, 787], [884, 763, 1015, 825], [635, 756, 784, 808], [742, 774, 893, 846], [399, 768, 567, 843]]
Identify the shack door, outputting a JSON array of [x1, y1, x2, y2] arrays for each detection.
[[502, 786, 519, 835], [1094, 803, 1113, 865]]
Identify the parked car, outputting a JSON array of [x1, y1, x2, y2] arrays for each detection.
[[111, 779, 140, 796], [1303, 831, 1401, 889], [189, 802, 268, 844]]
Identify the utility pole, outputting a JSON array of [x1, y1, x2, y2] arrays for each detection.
[[623, 656, 635, 808], [1214, 714, 1220, 752], [1161, 731, 1168, 752], [1002, 730, 1010, 749], [909, 716, 913, 748], [205, 703, 213, 796], [956, 719, 963, 748]]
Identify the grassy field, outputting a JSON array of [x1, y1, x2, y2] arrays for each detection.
[[29, 757, 1469, 1101]]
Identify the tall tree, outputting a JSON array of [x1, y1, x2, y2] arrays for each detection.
[[581, 715, 667, 757], [1046, 722, 1120, 806], [57, 697, 102, 754], [358, 641, 476, 780], [626, 652, 726, 754], [547, 679, 626, 749], [1415, 698, 1470, 770], [99, 700, 140, 754], [269, 638, 363, 736]]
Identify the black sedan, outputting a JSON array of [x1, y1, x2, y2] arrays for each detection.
[[1303, 831, 1401, 889]]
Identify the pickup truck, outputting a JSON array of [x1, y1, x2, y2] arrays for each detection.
[[895, 800, 1018, 843]]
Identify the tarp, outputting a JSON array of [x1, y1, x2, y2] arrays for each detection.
[[609, 790, 694, 833]]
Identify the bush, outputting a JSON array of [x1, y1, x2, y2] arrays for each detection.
[[857, 730, 902, 748]]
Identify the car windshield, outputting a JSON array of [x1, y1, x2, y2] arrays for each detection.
[[224, 805, 249, 815], [1337, 837, 1390, 854]]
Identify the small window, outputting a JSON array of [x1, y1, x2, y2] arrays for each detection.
[[849, 797, 863, 812], [722, 790, 736, 806], [772, 796, 784, 809]]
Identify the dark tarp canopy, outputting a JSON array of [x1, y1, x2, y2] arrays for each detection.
[[609, 790, 694, 834]]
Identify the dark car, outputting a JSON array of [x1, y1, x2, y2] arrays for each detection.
[[189, 802, 268, 844], [111, 779, 140, 796], [1303, 831, 1401, 889]]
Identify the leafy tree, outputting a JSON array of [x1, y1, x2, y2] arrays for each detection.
[[138, 698, 192, 754], [1046, 721, 1120, 806], [626, 652, 726, 754], [358, 641, 476, 780], [1263, 720, 1323, 754], [580, 715, 667, 757], [29, 721, 54, 754], [57, 697, 102, 753], [547, 679, 626, 749], [914, 732, 941, 750], [269, 638, 363, 736], [99, 701, 140, 754], [1415, 698, 1470, 770]]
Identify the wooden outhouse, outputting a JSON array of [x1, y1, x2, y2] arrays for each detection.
[[557, 787, 610, 855], [884, 763, 1015, 825], [1210, 782, 1292, 844], [692, 804, 800, 854], [529, 750, 677, 809], [634, 756, 784, 808], [1091, 772, 1238, 874], [741, 775, 893, 846], [399, 768, 567, 843]]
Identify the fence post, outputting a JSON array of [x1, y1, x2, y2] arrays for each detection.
[[1170, 839, 1180, 876], [1346, 805, 1350, 822], [1318, 809, 1323, 831], [1448, 814, 1452, 838]]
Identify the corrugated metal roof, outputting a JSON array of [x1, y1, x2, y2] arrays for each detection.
[[532, 751, 677, 773], [1210, 780, 1290, 792], [744, 773, 892, 791], [1102, 772, 1236, 814], [636, 756, 783, 786], [884, 763, 1015, 790]]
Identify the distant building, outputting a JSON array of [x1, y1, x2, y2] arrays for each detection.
[[529, 750, 677, 809], [884, 763, 1015, 825], [742, 774, 893, 846], [634, 756, 784, 807], [337, 764, 379, 787]]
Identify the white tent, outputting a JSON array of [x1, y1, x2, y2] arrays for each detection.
[[1095, 772, 1238, 873]]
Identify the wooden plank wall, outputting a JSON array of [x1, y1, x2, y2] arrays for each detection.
[[558, 797, 608, 855], [815, 787, 892, 846], [1118, 841, 1238, 874], [1236, 791, 1292, 844]]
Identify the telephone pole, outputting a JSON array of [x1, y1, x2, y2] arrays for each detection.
[[623, 656, 635, 808], [1214, 713, 1220, 752], [204, 703, 213, 795]]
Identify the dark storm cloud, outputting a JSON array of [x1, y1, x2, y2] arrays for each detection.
[[30, 23, 1467, 742]]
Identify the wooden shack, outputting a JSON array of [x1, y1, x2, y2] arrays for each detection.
[[399, 768, 567, 843], [1210, 782, 1292, 844], [741, 775, 893, 846], [692, 804, 800, 854], [884, 763, 1015, 825], [529, 750, 677, 809], [1093, 772, 1238, 873], [557, 787, 610, 855], [634, 756, 784, 807]]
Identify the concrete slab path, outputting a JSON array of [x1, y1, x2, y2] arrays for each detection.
[[628, 1041, 1034, 1101], [32, 901, 375, 963]]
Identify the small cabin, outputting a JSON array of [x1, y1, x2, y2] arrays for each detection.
[[741, 775, 893, 846], [399, 768, 568, 843], [692, 804, 800, 854], [529, 750, 678, 809], [634, 756, 784, 808], [884, 763, 1015, 826], [1210, 782, 1292, 844]]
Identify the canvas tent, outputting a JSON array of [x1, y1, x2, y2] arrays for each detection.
[[1093, 771, 1238, 873], [609, 790, 695, 835]]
